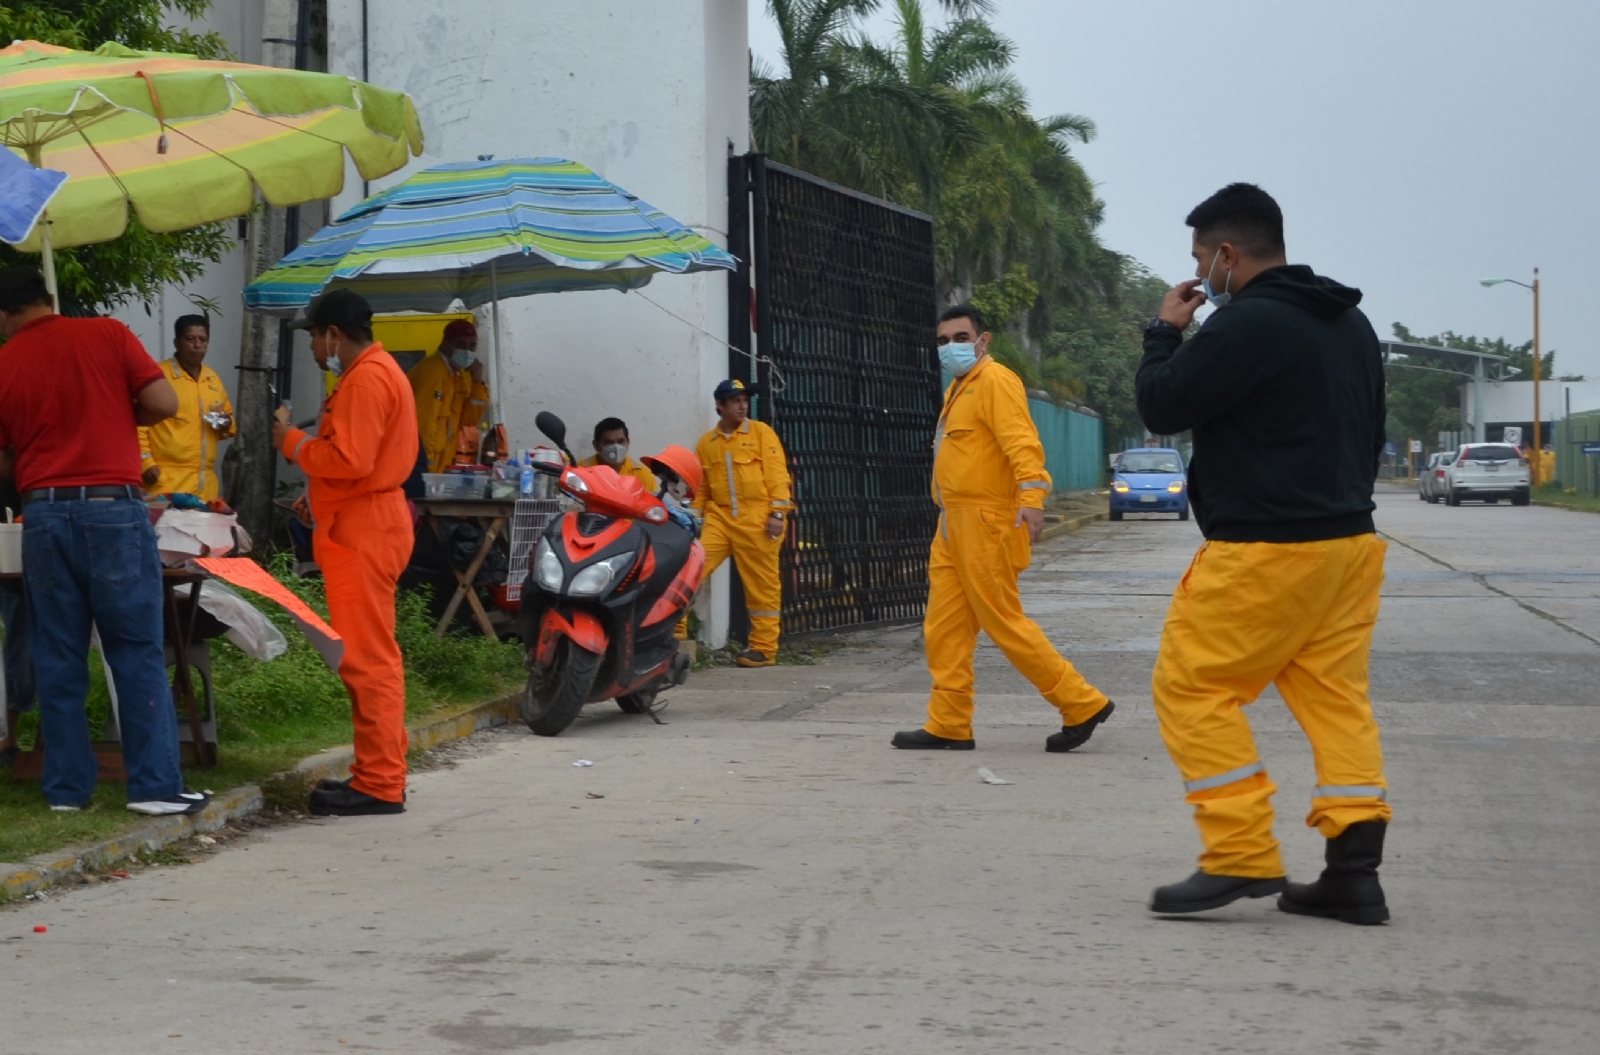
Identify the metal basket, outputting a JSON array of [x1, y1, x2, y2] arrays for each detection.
[[503, 497, 564, 602]]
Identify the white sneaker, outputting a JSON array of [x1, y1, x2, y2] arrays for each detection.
[[126, 791, 210, 816]]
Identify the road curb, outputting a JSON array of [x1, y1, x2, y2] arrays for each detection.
[[1040, 510, 1106, 540], [0, 692, 520, 902]]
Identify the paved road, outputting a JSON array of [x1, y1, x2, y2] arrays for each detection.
[[7, 490, 1597, 1053]]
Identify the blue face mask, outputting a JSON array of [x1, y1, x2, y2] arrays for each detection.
[[939, 341, 981, 376], [1202, 251, 1233, 309], [449, 348, 477, 371], [323, 339, 344, 377]]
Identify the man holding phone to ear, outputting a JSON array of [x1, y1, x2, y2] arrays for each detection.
[[1137, 184, 1391, 924]]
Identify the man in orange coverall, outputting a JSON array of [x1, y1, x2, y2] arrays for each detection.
[[892, 304, 1115, 752], [272, 290, 419, 816]]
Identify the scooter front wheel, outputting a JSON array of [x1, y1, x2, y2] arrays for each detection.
[[521, 639, 602, 737]]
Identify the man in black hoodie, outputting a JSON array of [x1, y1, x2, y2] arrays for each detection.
[[1136, 184, 1392, 925]]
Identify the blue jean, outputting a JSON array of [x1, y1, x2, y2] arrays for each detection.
[[22, 497, 181, 805], [1, 584, 35, 713]]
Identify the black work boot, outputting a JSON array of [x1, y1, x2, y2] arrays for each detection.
[[1150, 870, 1287, 914], [1278, 820, 1390, 925], [308, 784, 405, 817], [1046, 701, 1115, 753], [890, 728, 975, 750]]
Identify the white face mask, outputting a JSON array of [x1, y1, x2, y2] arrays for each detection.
[[599, 442, 627, 466], [323, 338, 344, 377]]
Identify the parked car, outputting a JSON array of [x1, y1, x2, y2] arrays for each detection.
[[1442, 443, 1530, 506], [1418, 452, 1452, 502], [1109, 447, 1188, 521]]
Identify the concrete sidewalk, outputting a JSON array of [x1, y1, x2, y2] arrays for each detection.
[[4, 492, 1596, 1053]]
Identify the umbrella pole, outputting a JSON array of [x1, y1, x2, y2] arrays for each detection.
[[24, 146, 59, 301], [39, 214, 58, 302], [490, 257, 504, 427]]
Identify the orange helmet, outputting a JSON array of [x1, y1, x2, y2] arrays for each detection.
[[642, 445, 703, 502]]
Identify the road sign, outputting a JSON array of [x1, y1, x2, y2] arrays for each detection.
[[1384, 442, 1397, 456], [1503, 426, 1522, 447], [1409, 439, 1423, 453], [1583, 443, 1600, 455]]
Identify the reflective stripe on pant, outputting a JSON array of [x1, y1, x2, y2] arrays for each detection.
[[315, 491, 413, 803], [701, 504, 783, 656], [1152, 534, 1391, 878], [924, 504, 1107, 740]]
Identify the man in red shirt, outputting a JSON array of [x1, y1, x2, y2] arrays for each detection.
[[0, 266, 208, 816], [273, 290, 419, 816]]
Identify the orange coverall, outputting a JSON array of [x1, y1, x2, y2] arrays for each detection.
[[693, 419, 792, 656], [924, 356, 1109, 740], [280, 343, 420, 804]]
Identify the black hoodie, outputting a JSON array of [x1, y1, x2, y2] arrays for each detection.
[[1136, 264, 1385, 543]]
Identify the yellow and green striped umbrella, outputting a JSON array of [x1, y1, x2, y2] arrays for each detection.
[[0, 38, 423, 281]]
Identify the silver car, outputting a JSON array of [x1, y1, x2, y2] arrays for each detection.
[[1418, 452, 1452, 503], [1443, 444, 1531, 506]]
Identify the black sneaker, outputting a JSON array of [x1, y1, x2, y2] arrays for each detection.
[[127, 790, 210, 816], [1150, 870, 1287, 914], [308, 784, 405, 816], [1045, 701, 1115, 753], [890, 728, 975, 750]]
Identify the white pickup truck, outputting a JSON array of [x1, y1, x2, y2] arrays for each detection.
[[1443, 443, 1531, 506]]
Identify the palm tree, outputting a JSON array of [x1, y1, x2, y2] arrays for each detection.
[[750, 0, 994, 201]]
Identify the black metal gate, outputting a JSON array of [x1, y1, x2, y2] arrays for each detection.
[[727, 155, 940, 635]]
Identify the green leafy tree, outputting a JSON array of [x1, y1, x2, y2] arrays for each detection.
[[0, 2, 234, 315]]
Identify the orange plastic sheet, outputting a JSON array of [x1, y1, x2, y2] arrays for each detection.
[[195, 557, 345, 672]]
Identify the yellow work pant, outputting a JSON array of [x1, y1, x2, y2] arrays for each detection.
[[1152, 534, 1392, 879], [699, 505, 783, 656], [923, 505, 1108, 739]]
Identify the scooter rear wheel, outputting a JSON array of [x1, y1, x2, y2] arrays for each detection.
[[521, 639, 602, 737]]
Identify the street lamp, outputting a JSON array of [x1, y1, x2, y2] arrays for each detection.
[[1480, 269, 1542, 473]]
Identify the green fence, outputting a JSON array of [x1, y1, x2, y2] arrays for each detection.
[[1554, 411, 1600, 496], [1028, 397, 1104, 492]]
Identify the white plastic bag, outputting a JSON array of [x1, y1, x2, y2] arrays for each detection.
[[196, 579, 287, 661]]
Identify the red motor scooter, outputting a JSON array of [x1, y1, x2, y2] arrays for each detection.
[[516, 413, 705, 736]]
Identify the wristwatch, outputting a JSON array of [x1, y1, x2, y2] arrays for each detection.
[[1143, 318, 1183, 340]]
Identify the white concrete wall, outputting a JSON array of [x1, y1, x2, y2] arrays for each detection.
[[326, 0, 749, 643], [1464, 379, 1600, 430]]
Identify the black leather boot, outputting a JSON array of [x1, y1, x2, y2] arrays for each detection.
[[1046, 701, 1115, 753], [1150, 870, 1287, 914], [1278, 820, 1389, 925], [890, 728, 975, 750]]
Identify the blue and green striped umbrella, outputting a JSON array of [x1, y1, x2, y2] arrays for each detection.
[[242, 156, 737, 316]]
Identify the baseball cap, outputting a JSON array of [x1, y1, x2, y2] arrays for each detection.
[[290, 288, 373, 332], [442, 318, 477, 341], [714, 378, 761, 400]]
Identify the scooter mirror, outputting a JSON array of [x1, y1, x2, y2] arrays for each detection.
[[535, 411, 567, 448]]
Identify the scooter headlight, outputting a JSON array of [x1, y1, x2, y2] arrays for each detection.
[[567, 550, 636, 598], [534, 538, 564, 591]]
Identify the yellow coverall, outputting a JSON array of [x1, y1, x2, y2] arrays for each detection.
[[578, 453, 659, 494], [407, 353, 489, 473], [693, 419, 792, 656], [1152, 534, 1392, 878], [138, 360, 236, 500], [924, 357, 1108, 740]]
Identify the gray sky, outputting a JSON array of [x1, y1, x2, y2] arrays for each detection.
[[748, 0, 1600, 378]]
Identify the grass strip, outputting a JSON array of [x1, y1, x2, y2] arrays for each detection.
[[0, 554, 523, 862]]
